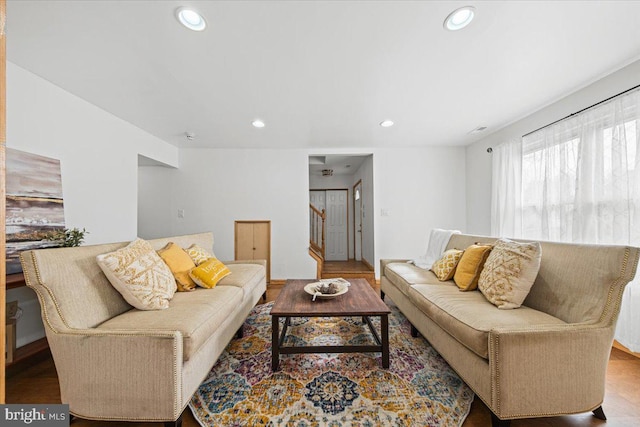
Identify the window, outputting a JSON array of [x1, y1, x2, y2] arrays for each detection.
[[491, 86, 640, 351], [519, 94, 639, 243]]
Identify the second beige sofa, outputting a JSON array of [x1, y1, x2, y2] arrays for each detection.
[[381, 233, 639, 426]]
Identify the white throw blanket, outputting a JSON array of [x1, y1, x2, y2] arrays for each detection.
[[413, 228, 461, 270]]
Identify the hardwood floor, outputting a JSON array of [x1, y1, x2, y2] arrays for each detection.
[[322, 260, 376, 286], [6, 282, 640, 427], [323, 260, 373, 273]]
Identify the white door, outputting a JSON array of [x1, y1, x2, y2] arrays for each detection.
[[325, 190, 348, 261], [309, 191, 325, 211], [353, 181, 363, 261]]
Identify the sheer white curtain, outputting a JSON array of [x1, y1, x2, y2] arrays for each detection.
[[491, 88, 640, 351], [490, 139, 522, 238]]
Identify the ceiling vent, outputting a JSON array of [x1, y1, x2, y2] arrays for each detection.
[[321, 169, 334, 177], [468, 126, 488, 134]]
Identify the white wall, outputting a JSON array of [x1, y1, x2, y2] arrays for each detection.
[[373, 147, 467, 273], [466, 59, 640, 235], [151, 148, 318, 279], [7, 62, 179, 347], [7, 62, 179, 242], [138, 164, 176, 239]]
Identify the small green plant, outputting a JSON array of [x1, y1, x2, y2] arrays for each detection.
[[47, 227, 88, 247]]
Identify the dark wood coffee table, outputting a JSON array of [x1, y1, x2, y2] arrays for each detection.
[[270, 278, 390, 371]]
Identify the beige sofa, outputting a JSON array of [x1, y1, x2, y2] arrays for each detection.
[[20, 232, 266, 427], [381, 233, 639, 427]]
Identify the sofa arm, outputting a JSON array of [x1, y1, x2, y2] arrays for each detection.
[[223, 259, 267, 268], [488, 323, 614, 419], [49, 329, 183, 422], [380, 259, 411, 277]]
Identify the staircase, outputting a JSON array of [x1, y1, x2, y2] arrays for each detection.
[[309, 203, 326, 279], [308, 203, 374, 285], [309, 204, 325, 260]]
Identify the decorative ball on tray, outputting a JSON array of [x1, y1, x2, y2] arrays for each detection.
[[304, 279, 350, 300], [316, 282, 339, 294]]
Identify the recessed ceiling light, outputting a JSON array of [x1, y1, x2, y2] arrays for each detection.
[[252, 119, 265, 128], [380, 120, 394, 128], [176, 7, 207, 31], [444, 6, 476, 31]]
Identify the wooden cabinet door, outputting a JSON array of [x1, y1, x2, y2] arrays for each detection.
[[252, 222, 270, 263], [235, 222, 255, 260], [235, 221, 271, 283]]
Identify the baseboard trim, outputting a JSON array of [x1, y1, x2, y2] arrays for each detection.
[[613, 340, 640, 359], [361, 257, 374, 271]]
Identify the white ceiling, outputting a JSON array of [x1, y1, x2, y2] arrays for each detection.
[[309, 154, 368, 177], [7, 1, 640, 149]]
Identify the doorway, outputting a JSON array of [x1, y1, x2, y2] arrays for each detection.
[[309, 189, 348, 261], [308, 154, 375, 279]]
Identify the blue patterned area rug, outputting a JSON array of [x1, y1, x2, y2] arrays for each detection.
[[190, 301, 474, 426]]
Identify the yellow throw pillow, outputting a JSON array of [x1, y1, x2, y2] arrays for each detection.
[[478, 239, 542, 309], [431, 249, 464, 281], [189, 258, 231, 289], [96, 239, 176, 310], [157, 242, 197, 292], [453, 244, 493, 291], [186, 244, 216, 266]]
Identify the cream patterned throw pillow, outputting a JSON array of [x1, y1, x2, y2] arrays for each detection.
[[478, 239, 542, 309], [186, 244, 216, 266], [431, 249, 464, 281], [97, 239, 177, 310]]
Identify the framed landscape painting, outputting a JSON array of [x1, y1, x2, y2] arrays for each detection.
[[5, 148, 65, 275]]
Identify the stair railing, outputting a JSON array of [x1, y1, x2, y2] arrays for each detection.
[[309, 204, 326, 259]]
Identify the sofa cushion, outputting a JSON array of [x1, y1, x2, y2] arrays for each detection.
[[97, 286, 243, 362], [478, 239, 542, 309], [96, 239, 177, 310], [409, 283, 566, 359], [218, 263, 265, 291], [384, 262, 440, 297]]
